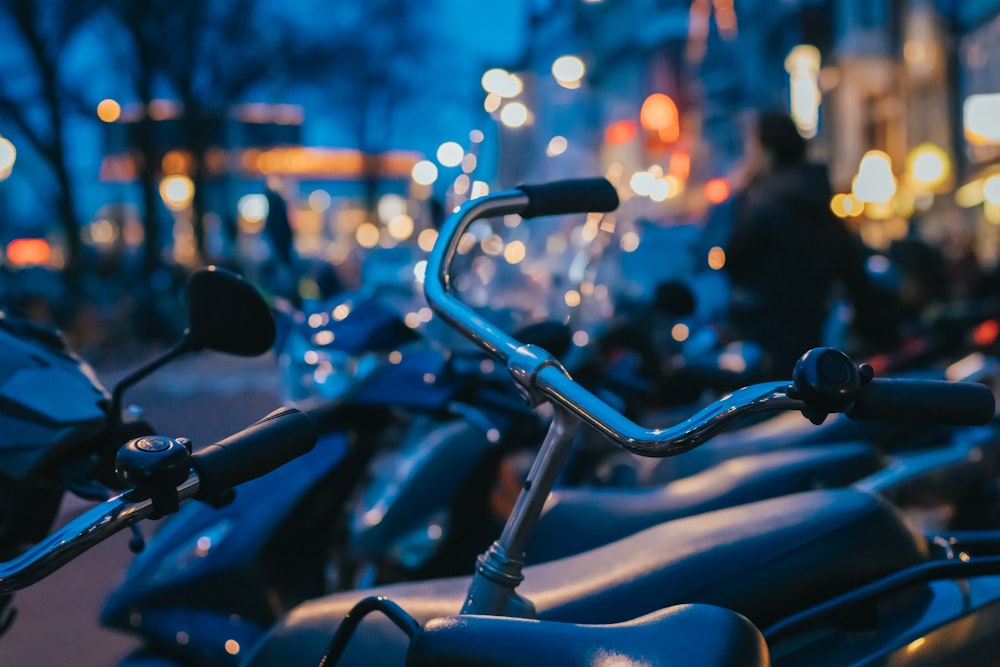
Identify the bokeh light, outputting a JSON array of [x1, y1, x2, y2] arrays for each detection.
[[552, 55, 585, 88], [97, 99, 121, 123], [412, 160, 439, 185], [436, 141, 464, 167]]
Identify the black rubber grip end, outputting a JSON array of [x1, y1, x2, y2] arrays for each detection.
[[516, 178, 619, 218], [848, 378, 996, 425], [192, 407, 317, 497]]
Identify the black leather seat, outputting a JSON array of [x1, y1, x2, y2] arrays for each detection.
[[527, 443, 882, 563], [408, 603, 768, 667], [243, 489, 927, 666]]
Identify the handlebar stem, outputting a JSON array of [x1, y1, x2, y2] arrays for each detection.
[[461, 405, 580, 617]]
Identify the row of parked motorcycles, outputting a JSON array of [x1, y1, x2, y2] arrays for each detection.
[[3, 178, 1000, 666]]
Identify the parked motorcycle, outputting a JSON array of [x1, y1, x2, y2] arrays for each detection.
[[0, 266, 285, 634], [243, 178, 998, 667]]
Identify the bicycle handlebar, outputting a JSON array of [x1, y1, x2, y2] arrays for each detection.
[[424, 181, 995, 459], [0, 408, 316, 595]]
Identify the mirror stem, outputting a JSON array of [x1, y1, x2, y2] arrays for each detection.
[[109, 333, 193, 422]]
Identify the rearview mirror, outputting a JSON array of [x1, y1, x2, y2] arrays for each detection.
[[184, 267, 276, 357]]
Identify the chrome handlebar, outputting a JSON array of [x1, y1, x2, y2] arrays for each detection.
[[0, 474, 200, 596], [0, 408, 316, 596], [424, 188, 808, 458]]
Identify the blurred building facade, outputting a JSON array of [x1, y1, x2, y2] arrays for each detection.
[[508, 0, 1000, 273]]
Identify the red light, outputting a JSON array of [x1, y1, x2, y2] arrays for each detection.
[[705, 178, 730, 204], [974, 319, 1000, 347], [6, 238, 51, 266], [605, 120, 638, 146]]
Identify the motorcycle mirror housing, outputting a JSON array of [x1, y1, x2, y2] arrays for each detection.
[[184, 267, 276, 357], [109, 267, 275, 422]]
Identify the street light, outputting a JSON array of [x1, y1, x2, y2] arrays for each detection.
[[159, 175, 195, 211], [906, 143, 950, 191], [852, 151, 896, 204], [0, 136, 16, 180]]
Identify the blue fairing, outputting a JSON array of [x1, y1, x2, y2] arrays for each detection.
[[351, 346, 461, 410], [102, 431, 349, 626]]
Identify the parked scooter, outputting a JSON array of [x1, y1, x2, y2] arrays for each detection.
[[243, 178, 998, 667], [342, 240, 1000, 581], [100, 291, 558, 665]]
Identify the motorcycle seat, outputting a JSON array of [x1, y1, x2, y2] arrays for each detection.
[[527, 442, 883, 563], [640, 410, 946, 483], [407, 603, 768, 667], [245, 489, 926, 666]]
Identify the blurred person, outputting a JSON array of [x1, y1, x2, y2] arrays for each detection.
[[723, 109, 892, 377], [258, 177, 344, 309], [261, 177, 300, 306]]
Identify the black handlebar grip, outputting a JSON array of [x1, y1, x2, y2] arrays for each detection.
[[516, 178, 619, 219], [847, 378, 996, 425], [192, 407, 317, 497]]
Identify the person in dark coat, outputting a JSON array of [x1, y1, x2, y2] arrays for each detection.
[[724, 110, 890, 377]]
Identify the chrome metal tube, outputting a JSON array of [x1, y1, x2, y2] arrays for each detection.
[[0, 474, 200, 595]]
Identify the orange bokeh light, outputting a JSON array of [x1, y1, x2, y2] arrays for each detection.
[[669, 151, 691, 180], [705, 178, 730, 204], [6, 238, 51, 266], [640, 94, 679, 142], [605, 120, 638, 146], [96, 99, 121, 123]]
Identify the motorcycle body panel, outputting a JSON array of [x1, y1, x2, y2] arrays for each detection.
[[349, 416, 493, 568], [102, 431, 351, 664], [0, 317, 108, 480]]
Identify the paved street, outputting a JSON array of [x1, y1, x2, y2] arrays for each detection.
[[2, 350, 285, 666]]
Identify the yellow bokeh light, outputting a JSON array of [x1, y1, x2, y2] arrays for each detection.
[[852, 151, 896, 204], [907, 143, 950, 190], [564, 290, 581, 307], [355, 222, 380, 248], [412, 160, 438, 185], [500, 103, 529, 128], [0, 136, 16, 178], [484, 93, 502, 113], [387, 214, 414, 240], [437, 142, 464, 167], [708, 246, 726, 270], [964, 94, 1000, 145], [418, 228, 438, 252], [552, 55, 585, 87], [671, 323, 690, 342], [97, 99, 121, 123], [503, 240, 526, 264], [159, 176, 194, 211], [238, 194, 268, 224]]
